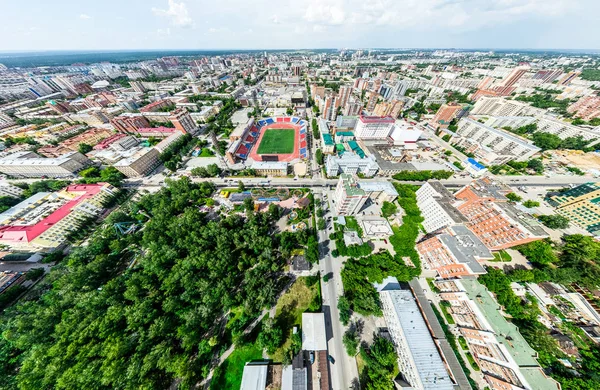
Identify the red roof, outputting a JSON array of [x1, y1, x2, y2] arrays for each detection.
[[93, 133, 127, 150], [359, 115, 395, 124], [0, 184, 107, 244]]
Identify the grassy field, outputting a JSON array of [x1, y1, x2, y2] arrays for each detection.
[[270, 276, 321, 361], [210, 343, 264, 390], [256, 128, 295, 154]]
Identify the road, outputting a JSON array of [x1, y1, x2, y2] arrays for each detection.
[[314, 192, 359, 390], [124, 173, 593, 191]]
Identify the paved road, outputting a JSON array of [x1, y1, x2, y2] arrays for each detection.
[[314, 192, 359, 390]]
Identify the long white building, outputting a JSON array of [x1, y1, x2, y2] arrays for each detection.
[[380, 289, 454, 390], [416, 181, 467, 233], [470, 96, 545, 117], [452, 118, 541, 165], [0, 151, 91, 178]]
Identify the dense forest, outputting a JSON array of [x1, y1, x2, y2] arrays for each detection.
[[0, 178, 290, 389]]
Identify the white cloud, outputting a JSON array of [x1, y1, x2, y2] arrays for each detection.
[[152, 0, 194, 27], [270, 14, 281, 24], [301, 0, 572, 31], [157, 28, 171, 36], [79, 14, 92, 20]]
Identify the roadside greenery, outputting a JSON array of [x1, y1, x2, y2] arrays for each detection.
[[392, 170, 453, 181], [359, 336, 399, 389], [389, 184, 424, 272], [381, 201, 397, 218]]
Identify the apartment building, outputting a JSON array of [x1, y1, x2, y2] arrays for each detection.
[[567, 95, 600, 121], [0, 151, 91, 178], [332, 174, 369, 216], [0, 183, 116, 250], [111, 114, 151, 133], [470, 96, 545, 117], [536, 117, 600, 142], [319, 119, 335, 154], [139, 99, 174, 113], [416, 181, 467, 233], [452, 118, 540, 165], [547, 182, 600, 236], [113, 148, 160, 177], [379, 289, 454, 390], [435, 279, 560, 390], [169, 108, 196, 133], [0, 113, 15, 130], [325, 151, 379, 177], [454, 178, 548, 250], [417, 225, 492, 278], [354, 115, 395, 140], [154, 132, 184, 153]]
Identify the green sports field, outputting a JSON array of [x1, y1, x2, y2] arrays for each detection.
[[256, 128, 296, 154]]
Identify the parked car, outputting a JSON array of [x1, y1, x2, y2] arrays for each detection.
[[327, 355, 335, 364]]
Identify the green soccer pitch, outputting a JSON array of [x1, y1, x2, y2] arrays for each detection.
[[256, 128, 296, 154]]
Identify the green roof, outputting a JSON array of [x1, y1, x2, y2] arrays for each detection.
[[340, 174, 365, 196], [348, 141, 365, 158], [322, 133, 334, 146], [336, 131, 354, 137], [461, 279, 559, 390]]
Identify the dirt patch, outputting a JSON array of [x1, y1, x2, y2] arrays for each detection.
[[553, 150, 600, 169]]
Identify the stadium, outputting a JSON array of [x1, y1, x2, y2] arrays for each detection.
[[226, 116, 308, 164]]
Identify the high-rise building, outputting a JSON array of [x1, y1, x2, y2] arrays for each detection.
[[130, 81, 146, 93], [354, 115, 395, 140], [332, 174, 369, 216], [337, 85, 352, 109], [0, 113, 15, 130], [366, 91, 379, 112], [344, 99, 362, 116], [323, 95, 338, 121], [169, 108, 196, 133]]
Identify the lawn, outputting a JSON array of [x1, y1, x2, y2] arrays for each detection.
[[270, 276, 321, 361], [210, 343, 263, 390], [492, 250, 513, 262], [256, 128, 295, 154]]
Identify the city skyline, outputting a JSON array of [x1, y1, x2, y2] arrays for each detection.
[[3, 0, 600, 51]]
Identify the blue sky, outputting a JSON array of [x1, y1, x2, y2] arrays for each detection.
[[2, 0, 600, 51]]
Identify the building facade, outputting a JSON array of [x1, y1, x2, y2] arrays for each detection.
[[332, 174, 368, 216]]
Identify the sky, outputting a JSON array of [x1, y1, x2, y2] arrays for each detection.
[[2, 0, 600, 51]]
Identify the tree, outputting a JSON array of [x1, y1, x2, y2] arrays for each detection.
[[338, 296, 351, 326], [100, 167, 125, 186], [343, 328, 359, 356], [317, 219, 326, 230], [523, 200, 540, 208], [238, 180, 246, 191], [305, 236, 319, 264], [268, 204, 281, 220], [315, 149, 324, 165], [78, 143, 93, 154], [532, 132, 562, 150], [286, 107, 293, 115], [527, 159, 544, 174], [517, 240, 559, 265], [506, 192, 522, 202], [257, 318, 283, 354], [191, 167, 209, 177], [538, 214, 569, 229], [381, 201, 397, 218], [243, 197, 254, 214], [206, 164, 222, 177], [79, 166, 101, 178]]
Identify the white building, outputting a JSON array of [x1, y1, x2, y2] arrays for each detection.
[[452, 118, 541, 165], [380, 289, 454, 390], [332, 174, 369, 216], [113, 147, 160, 178], [536, 117, 600, 142], [0, 151, 91, 178], [416, 181, 467, 233], [354, 115, 395, 140], [325, 151, 379, 177], [470, 96, 545, 117], [0, 181, 24, 198]]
